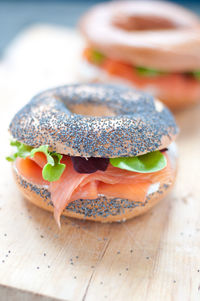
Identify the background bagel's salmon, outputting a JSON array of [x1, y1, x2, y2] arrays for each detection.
[[84, 48, 200, 109]]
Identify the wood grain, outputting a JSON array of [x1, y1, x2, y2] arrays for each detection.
[[0, 25, 200, 301]]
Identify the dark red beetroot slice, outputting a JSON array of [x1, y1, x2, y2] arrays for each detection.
[[71, 157, 109, 174], [71, 148, 168, 174], [160, 148, 168, 153]]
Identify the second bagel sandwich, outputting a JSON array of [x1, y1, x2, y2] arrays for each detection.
[[7, 84, 178, 225], [80, 0, 200, 110]]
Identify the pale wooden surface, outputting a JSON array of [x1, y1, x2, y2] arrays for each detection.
[[0, 25, 200, 301]]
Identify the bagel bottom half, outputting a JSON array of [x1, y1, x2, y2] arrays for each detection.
[[12, 144, 177, 223]]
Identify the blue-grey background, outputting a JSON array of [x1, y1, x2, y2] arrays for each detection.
[[1, 0, 200, 56]]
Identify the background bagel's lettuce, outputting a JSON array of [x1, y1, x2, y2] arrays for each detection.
[[88, 48, 200, 80], [110, 151, 167, 173], [136, 66, 168, 77], [136, 67, 200, 79], [192, 71, 200, 80], [6, 142, 65, 182], [91, 49, 105, 65]]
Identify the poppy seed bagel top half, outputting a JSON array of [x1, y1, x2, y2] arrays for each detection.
[[9, 84, 178, 158]]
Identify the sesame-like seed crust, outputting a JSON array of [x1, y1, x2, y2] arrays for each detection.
[[9, 84, 178, 158]]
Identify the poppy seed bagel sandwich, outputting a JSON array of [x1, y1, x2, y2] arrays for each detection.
[[79, 0, 200, 110], [7, 84, 178, 225]]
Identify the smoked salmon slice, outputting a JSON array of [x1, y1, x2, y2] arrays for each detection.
[[103, 60, 200, 104], [31, 152, 47, 168], [15, 152, 173, 225], [15, 157, 48, 185]]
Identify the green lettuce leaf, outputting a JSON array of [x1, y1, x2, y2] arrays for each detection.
[[6, 141, 32, 161], [192, 71, 200, 80], [30, 145, 66, 182], [110, 151, 167, 173], [136, 66, 167, 77], [30, 145, 54, 165], [91, 50, 105, 64], [7, 141, 66, 182], [43, 153, 65, 182]]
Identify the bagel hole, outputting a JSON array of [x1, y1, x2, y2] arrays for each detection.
[[113, 15, 179, 31], [67, 104, 116, 117]]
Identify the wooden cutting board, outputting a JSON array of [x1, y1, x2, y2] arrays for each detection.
[[0, 25, 200, 301]]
